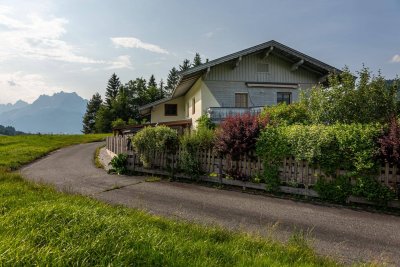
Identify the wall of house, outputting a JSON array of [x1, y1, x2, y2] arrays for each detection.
[[203, 53, 319, 107], [150, 97, 185, 123], [183, 78, 203, 128], [204, 81, 300, 107], [200, 79, 220, 111]]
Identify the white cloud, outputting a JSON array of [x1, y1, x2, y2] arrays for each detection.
[[107, 55, 133, 70], [391, 54, 400, 63], [0, 6, 103, 64], [0, 72, 69, 104], [111, 37, 169, 54], [204, 27, 223, 39]]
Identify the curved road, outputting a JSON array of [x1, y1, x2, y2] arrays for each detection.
[[21, 142, 400, 265]]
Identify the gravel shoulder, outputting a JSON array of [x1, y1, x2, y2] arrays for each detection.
[[21, 142, 400, 266]]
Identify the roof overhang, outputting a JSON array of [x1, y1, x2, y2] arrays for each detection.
[[138, 97, 173, 115]]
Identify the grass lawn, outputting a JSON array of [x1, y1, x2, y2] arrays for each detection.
[[0, 134, 109, 171], [0, 135, 342, 266]]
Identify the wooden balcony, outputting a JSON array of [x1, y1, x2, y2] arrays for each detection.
[[207, 107, 264, 123]]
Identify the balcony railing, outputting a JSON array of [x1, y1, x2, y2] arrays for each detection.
[[207, 106, 264, 123]]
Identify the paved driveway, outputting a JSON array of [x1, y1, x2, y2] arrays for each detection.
[[21, 142, 400, 265]]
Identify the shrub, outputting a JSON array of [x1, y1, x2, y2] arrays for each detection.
[[260, 102, 309, 125], [131, 126, 179, 168], [179, 127, 215, 177], [285, 125, 335, 164], [128, 118, 138, 126], [215, 113, 268, 179], [257, 126, 290, 164], [300, 67, 399, 124], [111, 118, 126, 129], [109, 153, 128, 175], [215, 113, 268, 160], [331, 123, 381, 173], [352, 176, 396, 205], [378, 116, 400, 165], [263, 164, 281, 192], [196, 115, 215, 130], [314, 175, 353, 203]]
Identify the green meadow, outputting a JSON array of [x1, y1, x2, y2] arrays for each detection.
[[0, 135, 343, 266]]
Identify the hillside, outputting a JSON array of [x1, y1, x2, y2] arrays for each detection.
[[0, 92, 87, 134]]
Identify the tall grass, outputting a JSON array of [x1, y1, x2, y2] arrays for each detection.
[[0, 173, 340, 266], [0, 135, 341, 266]]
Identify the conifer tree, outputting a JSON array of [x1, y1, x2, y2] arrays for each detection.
[[94, 104, 113, 133], [165, 67, 179, 96], [148, 74, 157, 88], [82, 93, 102, 134], [159, 79, 165, 99], [193, 53, 202, 67], [105, 73, 121, 107], [179, 59, 191, 71]]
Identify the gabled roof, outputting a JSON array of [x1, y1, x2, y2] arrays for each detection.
[[171, 40, 341, 98]]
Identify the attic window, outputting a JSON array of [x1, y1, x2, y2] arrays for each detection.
[[257, 63, 269, 73]]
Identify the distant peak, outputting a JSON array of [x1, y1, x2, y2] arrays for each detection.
[[14, 100, 28, 105]]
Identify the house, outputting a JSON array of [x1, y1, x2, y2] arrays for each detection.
[[139, 40, 341, 129]]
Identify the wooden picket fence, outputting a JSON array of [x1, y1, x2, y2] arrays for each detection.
[[106, 136, 400, 189]]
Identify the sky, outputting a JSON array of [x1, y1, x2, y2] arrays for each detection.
[[0, 0, 399, 104]]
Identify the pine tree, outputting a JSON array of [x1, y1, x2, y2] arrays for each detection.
[[82, 93, 102, 134], [159, 79, 165, 99], [179, 59, 191, 71], [111, 89, 135, 122], [146, 85, 161, 103], [105, 73, 121, 107], [165, 67, 179, 96], [94, 104, 113, 133], [148, 74, 157, 88], [193, 53, 202, 67]]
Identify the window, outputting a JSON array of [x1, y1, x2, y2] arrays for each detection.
[[277, 92, 291, 105], [192, 98, 195, 114], [164, 104, 177, 116], [186, 102, 189, 117], [235, 93, 248, 108]]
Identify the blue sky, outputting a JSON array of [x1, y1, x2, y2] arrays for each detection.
[[0, 0, 399, 104]]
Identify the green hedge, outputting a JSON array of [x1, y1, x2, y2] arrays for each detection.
[[257, 123, 381, 176], [256, 123, 398, 205]]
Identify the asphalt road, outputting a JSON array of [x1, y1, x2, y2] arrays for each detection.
[[21, 142, 400, 266]]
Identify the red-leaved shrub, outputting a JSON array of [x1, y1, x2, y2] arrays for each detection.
[[214, 113, 269, 179], [378, 116, 400, 165]]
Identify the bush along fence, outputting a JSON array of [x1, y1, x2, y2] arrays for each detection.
[[106, 135, 400, 208]]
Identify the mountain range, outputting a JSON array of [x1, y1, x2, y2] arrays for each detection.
[[0, 92, 87, 134]]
